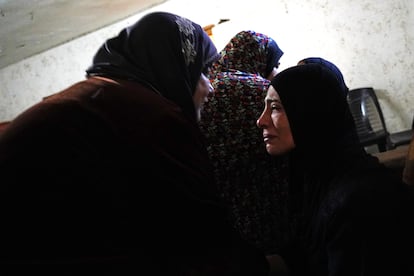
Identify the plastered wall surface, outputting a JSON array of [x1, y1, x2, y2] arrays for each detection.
[[1, 0, 413, 132]]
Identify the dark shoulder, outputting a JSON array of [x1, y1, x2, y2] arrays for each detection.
[[324, 163, 412, 219]]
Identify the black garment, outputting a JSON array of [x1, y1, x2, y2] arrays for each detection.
[[0, 79, 268, 275], [271, 64, 414, 276], [0, 12, 267, 275]]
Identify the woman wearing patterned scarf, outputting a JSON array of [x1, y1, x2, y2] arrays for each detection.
[[199, 30, 289, 260], [0, 12, 269, 275]]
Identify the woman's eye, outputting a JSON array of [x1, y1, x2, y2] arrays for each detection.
[[271, 103, 281, 111]]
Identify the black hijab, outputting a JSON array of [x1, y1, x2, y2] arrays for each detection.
[[271, 64, 361, 166], [298, 57, 349, 96], [270, 64, 366, 246], [86, 11, 220, 120]]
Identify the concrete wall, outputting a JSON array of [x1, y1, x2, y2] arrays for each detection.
[[1, 0, 413, 132]]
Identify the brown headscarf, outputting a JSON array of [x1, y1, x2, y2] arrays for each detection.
[[86, 11, 220, 121]]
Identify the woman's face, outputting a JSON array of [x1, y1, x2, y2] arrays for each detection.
[[193, 73, 213, 121], [257, 85, 295, 155]]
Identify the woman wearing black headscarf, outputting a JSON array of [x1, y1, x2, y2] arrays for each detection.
[[257, 64, 414, 276], [0, 12, 268, 275]]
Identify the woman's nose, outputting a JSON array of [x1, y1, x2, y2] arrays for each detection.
[[257, 107, 272, 129], [257, 113, 265, 128]]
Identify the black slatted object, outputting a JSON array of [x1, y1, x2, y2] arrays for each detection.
[[347, 87, 389, 152]]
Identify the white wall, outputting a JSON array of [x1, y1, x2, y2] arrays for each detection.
[[1, 0, 413, 132]]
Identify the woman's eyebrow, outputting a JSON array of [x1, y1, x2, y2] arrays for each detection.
[[264, 97, 281, 104]]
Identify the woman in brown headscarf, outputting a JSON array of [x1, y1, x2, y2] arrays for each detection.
[[0, 12, 268, 275]]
